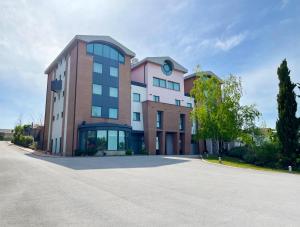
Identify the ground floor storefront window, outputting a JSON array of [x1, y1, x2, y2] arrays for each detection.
[[78, 124, 130, 156]]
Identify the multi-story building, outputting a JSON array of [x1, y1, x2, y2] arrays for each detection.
[[43, 35, 199, 156]]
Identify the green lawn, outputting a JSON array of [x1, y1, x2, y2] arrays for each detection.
[[203, 156, 299, 174]]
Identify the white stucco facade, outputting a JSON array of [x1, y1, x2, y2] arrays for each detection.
[[51, 58, 66, 154], [131, 84, 146, 131]]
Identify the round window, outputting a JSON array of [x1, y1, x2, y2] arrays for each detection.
[[161, 60, 173, 75]]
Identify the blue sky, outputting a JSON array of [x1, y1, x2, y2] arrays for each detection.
[[0, 0, 299, 129]]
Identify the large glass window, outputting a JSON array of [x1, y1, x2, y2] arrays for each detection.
[[133, 112, 140, 121], [180, 114, 185, 131], [133, 93, 140, 102], [159, 79, 166, 88], [103, 45, 110, 58], [87, 131, 97, 151], [108, 130, 118, 150], [118, 131, 125, 150], [94, 43, 103, 56], [97, 130, 107, 151], [119, 54, 125, 63], [110, 67, 118, 77], [109, 108, 118, 119], [93, 62, 102, 74], [87, 43, 93, 54], [92, 106, 101, 117], [167, 81, 174, 90], [109, 87, 118, 97], [110, 48, 119, 61], [92, 84, 102, 95]]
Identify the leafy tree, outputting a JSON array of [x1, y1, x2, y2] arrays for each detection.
[[191, 71, 260, 154], [276, 59, 299, 167]]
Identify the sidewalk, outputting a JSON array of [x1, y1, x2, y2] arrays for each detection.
[[8, 142, 61, 158]]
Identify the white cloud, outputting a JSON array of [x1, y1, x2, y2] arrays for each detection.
[[215, 32, 247, 51]]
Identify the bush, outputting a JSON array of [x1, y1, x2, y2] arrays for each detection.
[[254, 143, 279, 168], [243, 150, 256, 164], [126, 149, 133, 155], [86, 147, 97, 156], [227, 146, 249, 159]]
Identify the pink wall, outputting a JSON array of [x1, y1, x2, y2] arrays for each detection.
[[131, 64, 145, 83], [145, 62, 190, 106]]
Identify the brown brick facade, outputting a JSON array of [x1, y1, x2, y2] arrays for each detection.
[[142, 100, 192, 155]]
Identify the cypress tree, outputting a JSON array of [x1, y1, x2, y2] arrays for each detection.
[[276, 59, 299, 167]]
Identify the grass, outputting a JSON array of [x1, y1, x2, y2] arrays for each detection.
[[203, 155, 299, 174]]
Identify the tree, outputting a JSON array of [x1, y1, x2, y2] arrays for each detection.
[[191, 71, 260, 154], [276, 59, 299, 167]]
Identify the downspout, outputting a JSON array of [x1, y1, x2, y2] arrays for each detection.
[[71, 40, 79, 156]]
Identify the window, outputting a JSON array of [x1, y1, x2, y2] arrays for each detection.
[[93, 62, 102, 74], [153, 95, 160, 102], [133, 112, 140, 121], [159, 79, 166, 88], [56, 114, 59, 120], [180, 114, 185, 131], [118, 131, 125, 150], [156, 136, 159, 150], [175, 99, 181, 106], [61, 112, 63, 118], [110, 48, 118, 61], [119, 54, 125, 63], [94, 43, 103, 56], [109, 108, 118, 119], [92, 106, 102, 117], [93, 84, 102, 95], [133, 93, 140, 102], [109, 87, 118, 97], [153, 77, 160, 87], [110, 67, 118, 77], [97, 130, 107, 151], [167, 81, 174, 90], [173, 82, 180, 91], [156, 111, 162, 129], [54, 97, 56, 102], [87, 43, 93, 54], [161, 60, 173, 75], [103, 45, 110, 58], [52, 116, 55, 121], [187, 102, 192, 108], [108, 130, 118, 150]]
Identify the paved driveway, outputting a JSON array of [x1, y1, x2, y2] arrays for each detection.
[[0, 141, 299, 227]]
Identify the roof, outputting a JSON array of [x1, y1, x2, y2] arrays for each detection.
[[0, 129, 13, 133], [184, 71, 222, 81], [131, 56, 188, 73], [45, 35, 136, 74]]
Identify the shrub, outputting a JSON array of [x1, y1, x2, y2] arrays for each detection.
[[243, 150, 256, 164], [254, 143, 279, 168], [227, 146, 249, 159], [86, 147, 97, 156], [126, 149, 133, 156], [140, 148, 148, 155]]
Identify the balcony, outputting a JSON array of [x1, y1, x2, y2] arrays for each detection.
[[51, 79, 62, 92]]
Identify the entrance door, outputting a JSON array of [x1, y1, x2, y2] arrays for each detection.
[[166, 133, 174, 155]]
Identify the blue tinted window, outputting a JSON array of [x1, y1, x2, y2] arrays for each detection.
[[110, 67, 118, 77], [109, 87, 118, 97], [119, 54, 125, 63], [103, 45, 110, 58], [133, 112, 140, 121], [93, 62, 102, 74], [108, 130, 118, 150], [87, 43, 93, 54], [94, 44, 103, 56], [109, 108, 118, 119], [92, 106, 101, 117], [175, 99, 181, 106], [174, 82, 180, 91], [159, 79, 166, 88], [133, 93, 140, 102], [93, 84, 102, 95], [153, 95, 160, 102], [118, 131, 125, 150], [167, 81, 174, 89], [187, 102, 192, 108], [153, 78, 160, 87], [110, 48, 118, 61]]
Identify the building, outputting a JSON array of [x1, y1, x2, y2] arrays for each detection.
[[43, 35, 199, 156], [0, 129, 13, 141]]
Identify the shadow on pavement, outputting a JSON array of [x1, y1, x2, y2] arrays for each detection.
[[25, 153, 196, 170]]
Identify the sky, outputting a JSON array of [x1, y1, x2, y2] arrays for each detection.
[[0, 0, 299, 129]]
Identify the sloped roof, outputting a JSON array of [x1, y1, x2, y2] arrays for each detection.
[[131, 56, 188, 73], [45, 35, 135, 74]]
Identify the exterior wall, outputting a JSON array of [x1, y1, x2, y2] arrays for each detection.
[[142, 100, 192, 155], [131, 64, 145, 83], [131, 84, 146, 131], [145, 62, 191, 106], [51, 58, 66, 154], [184, 77, 195, 95], [64, 41, 132, 155]]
